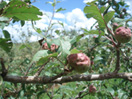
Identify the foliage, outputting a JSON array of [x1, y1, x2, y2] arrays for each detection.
[[0, 0, 132, 98]]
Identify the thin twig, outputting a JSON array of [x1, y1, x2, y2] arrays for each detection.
[[34, 59, 50, 77], [55, 57, 65, 66], [105, 35, 117, 47], [24, 62, 34, 76], [75, 86, 89, 99], [0, 58, 7, 77], [45, 0, 56, 36], [47, 92, 53, 99], [113, 43, 121, 73]]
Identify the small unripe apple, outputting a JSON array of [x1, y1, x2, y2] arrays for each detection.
[[50, 44, 58, 52], [42, 43, 49, 50], [67, 53, 91, 73], [89, 85, 96, 93], [115, 27, 132, 43]]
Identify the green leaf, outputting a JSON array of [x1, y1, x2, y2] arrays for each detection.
[[56, 7, 66, 13], [19, 44, 31, 50], [93, 56, 103, 61], [70, 34, 85, 44], [19, 44, 26, 50], [47, 38, 61, 46], [107, 87, 114, 95], [58, 21, 64, 27], [20, 20, 25, 27], [20, 90, 24, 97], [86, 0, 98, 4], [3, 30, 10, 39], [104, 11, 115, 24], [55, 30, 60, 34], [0, 1, 7, 9], [36, 28, 42, 34], [0, 38, 13, 53], [3, 1, 42, 21], [36, 57, 49, 66], [0, 76, 3, 85], [84, 30, 104, 36], [58, 37, 71, 58], [117, 89, 125, 98], [84, 3, 105, 28], [70, 49, 81, 54], [37, 53, 58, 65], [100, 6, 106, 13], [32, 50, 49, 62], [112, 17, 126, 26]]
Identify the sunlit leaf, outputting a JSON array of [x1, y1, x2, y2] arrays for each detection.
[[84, 3, 105, 28], [37, 53, 58, 65], [58, 37, 71, 58], [93, 56, 103, 61], [70, 49, 81, 54], [84, 30, 104, 36], [36, 28, 42, 34], [56, 7, 66, 12], [33, 50, 49, 62], [100, 6, 106, 13], [107, 87, 114, 95], [55, 30, 60, 34], [70, 34, 85, 44], [104, 11, 115, 24], [3, 1, 42, 21]]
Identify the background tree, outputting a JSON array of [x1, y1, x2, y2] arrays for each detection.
[[0, 0, 132, 98]]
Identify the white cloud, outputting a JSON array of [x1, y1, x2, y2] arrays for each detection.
[[29, 35, 41, 42], [54, 13, 65, 19], [83, 0, 94, 3], [125, 1, 132, 14], [65, 8, 96, 29]]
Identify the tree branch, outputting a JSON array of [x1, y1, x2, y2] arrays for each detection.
[[2, 72, 132, 84]]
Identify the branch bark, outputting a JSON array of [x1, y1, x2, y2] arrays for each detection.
[[2, 72, 132, 84]]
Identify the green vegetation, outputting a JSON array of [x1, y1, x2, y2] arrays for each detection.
[[0, 0, 132, 98]]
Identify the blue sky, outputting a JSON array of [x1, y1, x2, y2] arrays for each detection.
[[32, 0, 86, 13]]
